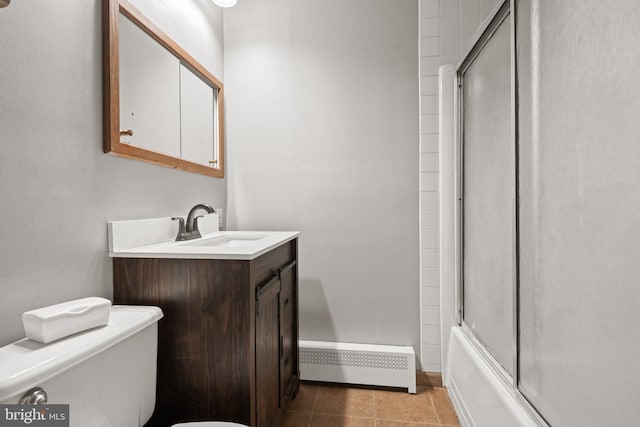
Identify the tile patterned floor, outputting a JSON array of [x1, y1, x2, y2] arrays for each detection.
[[281, 383, 460, 427]]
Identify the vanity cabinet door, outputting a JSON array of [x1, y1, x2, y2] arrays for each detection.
[[255, 275, 281, 427], [279, 262, 297, 405], [254, 252, 299, 427]]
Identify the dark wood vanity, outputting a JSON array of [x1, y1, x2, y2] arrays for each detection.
[[113, 238, 299, 427]]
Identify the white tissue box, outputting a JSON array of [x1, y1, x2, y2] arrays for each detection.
[[22, 297, 112, 344]]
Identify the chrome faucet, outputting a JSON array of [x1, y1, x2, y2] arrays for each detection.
[[172, 204, 216, 241]]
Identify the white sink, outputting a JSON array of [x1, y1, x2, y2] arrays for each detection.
[[180, 233, 269, 247], [108, 219, 299, 260]]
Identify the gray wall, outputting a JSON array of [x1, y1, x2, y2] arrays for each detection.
[[0, 0, 226, 345], [224, 0, 421, 354]]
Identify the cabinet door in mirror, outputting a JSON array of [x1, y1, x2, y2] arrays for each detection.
[[103, 0, 225, 178], [119, 14, 181, 158], [180, 64, 218, 168]]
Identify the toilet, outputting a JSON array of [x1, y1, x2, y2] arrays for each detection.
[[0, 305, 248, 427]]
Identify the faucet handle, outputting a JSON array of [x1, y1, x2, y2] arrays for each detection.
[[171, 217, 188, 241]]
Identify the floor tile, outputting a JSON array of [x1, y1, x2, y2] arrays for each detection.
[[375, 420, 439, 427], [314, 386, 374, 417], [280, 410, 312, 427], [373, 387, 439, 424], [310, 414, 375, 427], [429, 387, 460, 425], [288, 384, 319, 413], [285, 382, 459, 427]]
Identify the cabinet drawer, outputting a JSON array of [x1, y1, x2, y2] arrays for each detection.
[[253, 241, 295, 286]]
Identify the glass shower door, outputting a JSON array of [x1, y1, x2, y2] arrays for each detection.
[[459, 5, 514, 376]]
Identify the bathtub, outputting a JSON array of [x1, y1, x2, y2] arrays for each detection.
[[445, 327, 541, 427]]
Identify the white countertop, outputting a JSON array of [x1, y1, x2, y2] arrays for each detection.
[[108, 230, 299, 260]]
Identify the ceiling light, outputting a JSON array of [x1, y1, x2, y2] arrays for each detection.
[[213, 0, 237, 7]]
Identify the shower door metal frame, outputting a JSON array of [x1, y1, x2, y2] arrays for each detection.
[[455, 0, 514, 387], [453, 0, 548, 425]]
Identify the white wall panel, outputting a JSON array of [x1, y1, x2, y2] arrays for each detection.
[[224, 0, 420, 353], [517, 0, 640, 424]]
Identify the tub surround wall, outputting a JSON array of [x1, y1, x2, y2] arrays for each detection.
[[0, 0, 226, 345], [223, 0, 420, 357], [438, 63, 457, 380], [516, 1, 640, 424]]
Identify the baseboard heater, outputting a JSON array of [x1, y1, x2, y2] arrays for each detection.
[[299, 340, 416, 393]]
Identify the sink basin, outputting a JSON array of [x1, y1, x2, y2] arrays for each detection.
[[180, 233, 269, 247], [108, 218, 299, 260]]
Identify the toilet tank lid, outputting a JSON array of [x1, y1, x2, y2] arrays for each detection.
[[0, 306, 163, 402]]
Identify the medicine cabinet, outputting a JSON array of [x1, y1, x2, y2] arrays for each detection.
[[103, 0, 224, 178]]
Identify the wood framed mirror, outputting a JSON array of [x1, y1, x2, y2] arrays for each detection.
[[103, 0, 224, 178]]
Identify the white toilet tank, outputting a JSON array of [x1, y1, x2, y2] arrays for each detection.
[[0, 305, 163, 427]]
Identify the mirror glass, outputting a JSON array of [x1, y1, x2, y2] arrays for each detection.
[[180, 64, 219, 167], [119, 14, 181, 157], [103, 0, 224, 178]]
